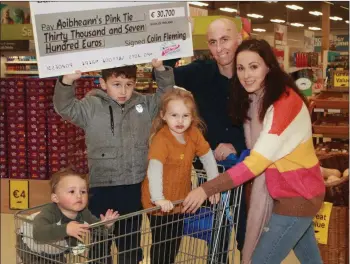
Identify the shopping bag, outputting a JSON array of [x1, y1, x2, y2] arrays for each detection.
[[183, 207, 214, 244], [183, 150, 250, 243]]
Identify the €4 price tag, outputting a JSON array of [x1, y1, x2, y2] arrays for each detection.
[[313, 202, 333, 244], [9, 180, 29, 210]]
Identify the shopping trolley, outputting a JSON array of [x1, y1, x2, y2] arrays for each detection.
[[16, 202, 236, 264], [182, 150, 249, 264], [15, 152, 249, 264]]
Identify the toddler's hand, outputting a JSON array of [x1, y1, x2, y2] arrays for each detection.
[[62, 70, 82, 85], [100, 209, 119, 228], [155, 199, 174, 212], [151, 58, 165, 71], [66, 221, 89, 242], [209, 193, 220, 205]]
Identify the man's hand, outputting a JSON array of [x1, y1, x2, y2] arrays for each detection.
[[155, 199, 174, 213], [100, 209, 119, 228], [182, 187, 207, 213], [66, 221, 89, 242], [188, 17, 194, 34], [151, 58, 165, 71], [214, 143, 237, 161], [62, 70, 82, 85], [209, 193, 220, 205]]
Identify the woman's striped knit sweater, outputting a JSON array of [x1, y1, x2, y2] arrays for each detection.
[[202, 88, 325, 216]]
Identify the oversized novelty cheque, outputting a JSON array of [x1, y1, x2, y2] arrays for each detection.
[[29, 2, 193, 78]]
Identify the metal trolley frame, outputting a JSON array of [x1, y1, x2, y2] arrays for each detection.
[[15, 166, 242, 264]]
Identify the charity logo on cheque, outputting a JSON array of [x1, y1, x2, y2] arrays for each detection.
[[161, 42, 180, 56]]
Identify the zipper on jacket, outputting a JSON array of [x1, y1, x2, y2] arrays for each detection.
[[109, 103, 125, 136], [109, 106, 114, 136]]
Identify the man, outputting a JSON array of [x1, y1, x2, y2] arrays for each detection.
[[161, 18, 247, 262]]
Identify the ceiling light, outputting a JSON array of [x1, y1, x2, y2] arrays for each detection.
[[308, 27, 321, 30], [247, 13, 264, 18], [346, 20, 349, 24], [253, 28, 266, 32], [219, 7, 237, 13], [266, 1, 278, 3], [324, 1, 334, 5], [286, 5, 303, 10], [309, 11, 322, 16], [330, 16, 343, 21], [270, 19, 285, 23], [290, 23, 304, 27], [340, 6, 349, 10], [189, 2, 208, 7]]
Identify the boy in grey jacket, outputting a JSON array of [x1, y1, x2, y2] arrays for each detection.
[[53, 60, 174, 263]]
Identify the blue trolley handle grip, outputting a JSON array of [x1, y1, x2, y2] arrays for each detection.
[[220, 149, 251, 226]]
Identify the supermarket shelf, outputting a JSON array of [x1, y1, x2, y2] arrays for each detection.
[[313, 133, 349, 139], [288, 66, 322, 73], [5, 71, 39, 75], [327, 87, 349, 93], [314, 108, 349, 113], [5, 61, 37, 64]]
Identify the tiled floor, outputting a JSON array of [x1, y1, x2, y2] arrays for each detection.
[[1, 213, 300, 264]]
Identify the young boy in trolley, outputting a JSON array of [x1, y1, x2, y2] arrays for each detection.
[[53, 59, 174, 263], [17, 168, 118, 264]]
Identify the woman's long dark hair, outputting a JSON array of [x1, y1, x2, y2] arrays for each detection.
[[229, 39, 308, 124]]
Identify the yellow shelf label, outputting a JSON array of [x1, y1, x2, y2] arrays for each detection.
[[9, 180, 29, 210], [313, 202, 333, 245]]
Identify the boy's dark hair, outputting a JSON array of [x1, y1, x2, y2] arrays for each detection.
[[50, 167, 89, 193], [101, 65, 137, 81]]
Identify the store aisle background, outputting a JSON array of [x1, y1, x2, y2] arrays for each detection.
[[1, 213, 300, 264]]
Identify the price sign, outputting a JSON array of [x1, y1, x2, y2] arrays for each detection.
[[10, 180, 29, 210], [330, 70, 349, 89], [313, 202, 333, 244]]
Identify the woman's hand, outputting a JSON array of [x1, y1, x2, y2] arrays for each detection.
[[209, 193, 220, 205], [188, 17, 194, 34], [182, 187, 208, 213]]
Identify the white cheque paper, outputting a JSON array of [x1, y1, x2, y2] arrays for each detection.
[[29, 2, 193, 78]]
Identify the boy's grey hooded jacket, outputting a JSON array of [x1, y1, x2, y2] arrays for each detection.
[[53, 67, 174, 187]]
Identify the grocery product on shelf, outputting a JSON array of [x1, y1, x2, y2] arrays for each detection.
[[0, 82, 7, 178], [315, 141, 349, 156], [6, 56, 36, 62], [343, 168, 349, 178], [26, 79, 54, 179], [313, 115, 349, 135], [292, 52, 320, 68], [5, 79, 27, 179], [4, 56, 39, 77], [0, 77, 93, 179]]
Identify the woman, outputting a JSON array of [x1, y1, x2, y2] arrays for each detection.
[[182, 39, 325, 264]]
